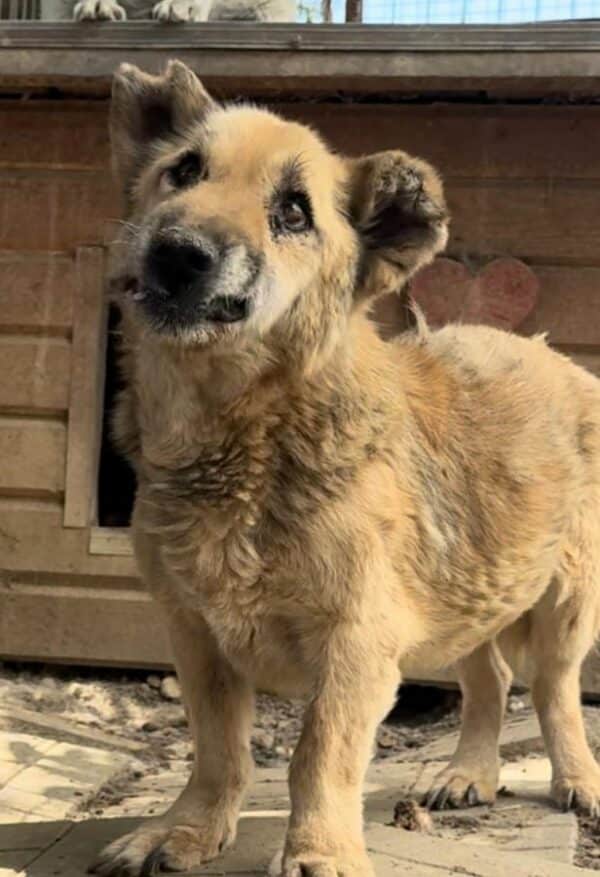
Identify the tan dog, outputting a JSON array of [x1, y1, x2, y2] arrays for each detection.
[[92, 60, 600, 877]]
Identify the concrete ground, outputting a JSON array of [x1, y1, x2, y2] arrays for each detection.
[[0, 704, 597, 877]]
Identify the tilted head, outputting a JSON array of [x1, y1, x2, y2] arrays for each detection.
[[110, 61, 448, 366]]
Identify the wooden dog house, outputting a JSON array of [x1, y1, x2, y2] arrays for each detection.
[[1, 21, 600, 693]]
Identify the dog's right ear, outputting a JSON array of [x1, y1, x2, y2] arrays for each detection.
[[110, 60, 215, 195]]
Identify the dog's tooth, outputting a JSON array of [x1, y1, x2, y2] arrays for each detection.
[[132, 290, 147, 301]]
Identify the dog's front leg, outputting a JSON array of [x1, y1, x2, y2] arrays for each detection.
[[283, 624, 400, 877], [90, 610, 254, 876]]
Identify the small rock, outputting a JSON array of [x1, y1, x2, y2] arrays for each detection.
[[160, 675, 181, 701], [147, 674, 162, 690], [377, 727, 396, 749], [40, 675, 58, 690], [253, 729, 275, 749], [393, 798, 433, 833], [507, 697, 525, 714]]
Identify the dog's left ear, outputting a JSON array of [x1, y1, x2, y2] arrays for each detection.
[[110, 59, 215, 196], [347, 150, 449, 300]]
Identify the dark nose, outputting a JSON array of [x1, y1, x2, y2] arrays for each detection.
[[144, 239, 214, 298]]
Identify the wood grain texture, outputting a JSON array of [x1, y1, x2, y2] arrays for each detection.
[[0, 582, 170, 668], [0, 174, 119, 251], [0, 417, 66, 496], [0, 499, 136, 577], [64, 248, 108, 528], [0, 103, 109, 170], [519, 267, 600, 345], [0, 253, 75, 332], [447, 180, 600, 264], [0, 338, 71, 413], [2, 102, 600, 181], [279, 104, 600, 180]]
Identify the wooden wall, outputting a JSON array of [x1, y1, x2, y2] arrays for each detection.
[[1, 98, 600, 673]]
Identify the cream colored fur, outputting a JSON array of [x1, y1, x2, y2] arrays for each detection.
[[91, 60, 600, 877]]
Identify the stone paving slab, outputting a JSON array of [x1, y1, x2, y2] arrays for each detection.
[[9, 815, 592, 877], [399, 713, 542, 763], [0, 720, 583, 877], [366, 824, 597, 877]]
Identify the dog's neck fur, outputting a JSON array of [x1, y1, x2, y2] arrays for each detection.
[[121, 306, 388, 483]]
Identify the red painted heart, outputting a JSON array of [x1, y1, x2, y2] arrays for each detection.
[[409, 257, 539, 330]]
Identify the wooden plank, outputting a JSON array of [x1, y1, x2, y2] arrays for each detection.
[[89, 527, 133, 557], [0, 252, 74, 332], [0, 337, 71, 413], [0, 417, 66, 496], [0, 103, 109, 170], [567, 351, 600, 379], [278, 104, 600, 180], [447, 180, 600, 264], [0, 581, 171, 668], [64, 248, 108, 528], [0, 175, 119, 251], [519, 267, 600, 345], [2, 100, 598, 182], [0, 499, 136, 577], [0, 176, 595, 263], [2, 23, 600, 99]]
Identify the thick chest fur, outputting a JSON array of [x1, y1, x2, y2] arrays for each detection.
[[133, 386, 391, 686]]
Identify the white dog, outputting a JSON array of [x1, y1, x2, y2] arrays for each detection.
[[71, 0, 295, 22]]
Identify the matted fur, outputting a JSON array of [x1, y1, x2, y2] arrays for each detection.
[[92, 60, 600, 877]]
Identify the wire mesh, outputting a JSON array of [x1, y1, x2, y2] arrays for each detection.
[[1, 0, 599, 29]]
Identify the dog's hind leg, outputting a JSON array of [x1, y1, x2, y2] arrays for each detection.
[[529, 549, 600, 815], [426, 639, 512, 810]]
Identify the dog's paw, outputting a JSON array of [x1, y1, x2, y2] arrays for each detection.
[[424, 765, 498, 811], [89, 821, 233, 876], [73, 0, 127, 20], [152, 0, 210, 20], [552, 772, 600, 817]]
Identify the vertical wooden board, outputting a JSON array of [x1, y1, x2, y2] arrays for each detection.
[[64, 247, 108, 528], [0, 175, 120, 251], [0, 253, 74, 332], [0, 102, 109, 169], [0, 417, 66, 495], [0, 337, 71, 412]]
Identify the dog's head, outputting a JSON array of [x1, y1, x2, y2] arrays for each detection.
[[110, 61, 448, 359]]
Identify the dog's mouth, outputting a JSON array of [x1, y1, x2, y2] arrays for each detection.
[[125, 279, 251, 328], [200, 295, 250, 324]]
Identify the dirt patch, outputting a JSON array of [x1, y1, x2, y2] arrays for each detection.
[[0, 663, 461, 767]]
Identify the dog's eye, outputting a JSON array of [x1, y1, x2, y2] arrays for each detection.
[[167, 152, 205, 190], [280, 197, 311, 233]]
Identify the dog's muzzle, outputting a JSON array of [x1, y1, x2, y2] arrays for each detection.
[[138, 234, 252, 325]]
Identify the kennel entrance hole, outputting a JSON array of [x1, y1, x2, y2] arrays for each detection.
[[97, 303, 137, 527]]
